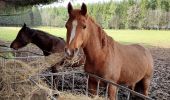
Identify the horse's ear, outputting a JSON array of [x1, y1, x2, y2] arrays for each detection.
[[23, 23, 26, 28], [81, 3, 87, 16], [68, 2, 73, 15]]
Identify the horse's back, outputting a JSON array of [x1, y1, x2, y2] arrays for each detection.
[[130, 44, 153, 71], [116, 43, 153, 85], [35, 30, 66, 53], [52, 36, 65, 53], [125, 43, 153, 72]]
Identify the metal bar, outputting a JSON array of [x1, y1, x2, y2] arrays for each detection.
[[0, 50, 43, 58], [51, 74, 54, 89], [0, 55, 43, 59], [127, 91, 130, 100], [116, 88, 119, 100], [40, 75, 53, 85], [105, 83, 109, 100], [86, 75, 89, 96], [0, 44, 9, 48], [72, 73, 75, 92], [62, 74, 65, 91], [36, 71, 84, 77], [96, 79, 100, 96]]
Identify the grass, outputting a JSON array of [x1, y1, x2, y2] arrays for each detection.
[[0, 26, 170, 47]]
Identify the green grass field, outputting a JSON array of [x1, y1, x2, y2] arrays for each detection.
[[0, 26, 170, 47]]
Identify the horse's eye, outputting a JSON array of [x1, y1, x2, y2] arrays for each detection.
[[83, 25, 86, 29]]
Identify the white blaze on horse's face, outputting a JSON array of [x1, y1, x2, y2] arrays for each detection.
[[69, 20, 78, 44]]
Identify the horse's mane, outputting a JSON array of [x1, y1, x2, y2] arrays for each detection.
[[88, 16, 114, 48], [25, 27, 64, 40], [88, 16, 101, 28]]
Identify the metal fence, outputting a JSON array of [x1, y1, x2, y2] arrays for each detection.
[[0, 44, 153, 100], [29, 71, 153, 100]]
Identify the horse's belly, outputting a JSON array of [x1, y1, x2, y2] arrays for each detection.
[[118, 62, 148, 86], [118, 75, 143, 86]]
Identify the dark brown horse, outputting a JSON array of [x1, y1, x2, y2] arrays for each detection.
[[10, 24, 66, 74], [10, 24, 85, 70], [64, 3, 154, 100], [10, 23, 65, 56]]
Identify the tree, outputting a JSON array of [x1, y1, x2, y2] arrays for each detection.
[[148, 0, 158, 10], [160, 0, 169, 12], [127, 4, 141, 29], [140, 0, 149, 29], [0, 0, 63, 16], [32, 6, 42, 26]]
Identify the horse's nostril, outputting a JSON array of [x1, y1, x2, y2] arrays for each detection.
[[75, 48, 78, 52], [74, 48, 79, 55], [65, 48, 74, 57]]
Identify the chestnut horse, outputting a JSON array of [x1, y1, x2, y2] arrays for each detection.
[[64, 3, 154, 100], [10, 23, 65, 56]]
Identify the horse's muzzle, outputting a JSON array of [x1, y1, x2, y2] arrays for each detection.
[[64, 48, 79, 59], [10, 42, 19, 50]]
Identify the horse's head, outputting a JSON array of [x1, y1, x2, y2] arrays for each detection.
[[65, 2, 88, 58], [10, 23, 33, 50]]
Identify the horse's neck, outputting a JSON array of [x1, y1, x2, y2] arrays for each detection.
[[84, 19, 108, 63], [31, 31, 52, 54]]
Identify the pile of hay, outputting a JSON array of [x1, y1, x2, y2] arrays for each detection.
[[0, 52, 64, 100], [29, 90, 103, 100], [0, 51, 93, 100]]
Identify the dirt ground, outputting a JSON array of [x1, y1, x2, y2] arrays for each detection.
[[149, 47, 170, 100]]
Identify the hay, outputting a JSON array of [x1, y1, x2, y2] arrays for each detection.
[[0, 51, 92, 100], [58, 92, 104, 100], [45, 52, 64, 66], [0, 52, 64, 100], [0, 59, 47, 100], [26, 84, 60, 100], [29, 89, 104, 100]]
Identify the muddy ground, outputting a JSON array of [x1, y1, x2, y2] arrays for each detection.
[[149, 47, 170, 100]]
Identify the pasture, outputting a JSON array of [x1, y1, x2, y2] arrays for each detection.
[[0, 26, 170, 48]]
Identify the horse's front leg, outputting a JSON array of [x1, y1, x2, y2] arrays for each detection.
[[109, 84, 117, 100], [88, 77, 97, 97]]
